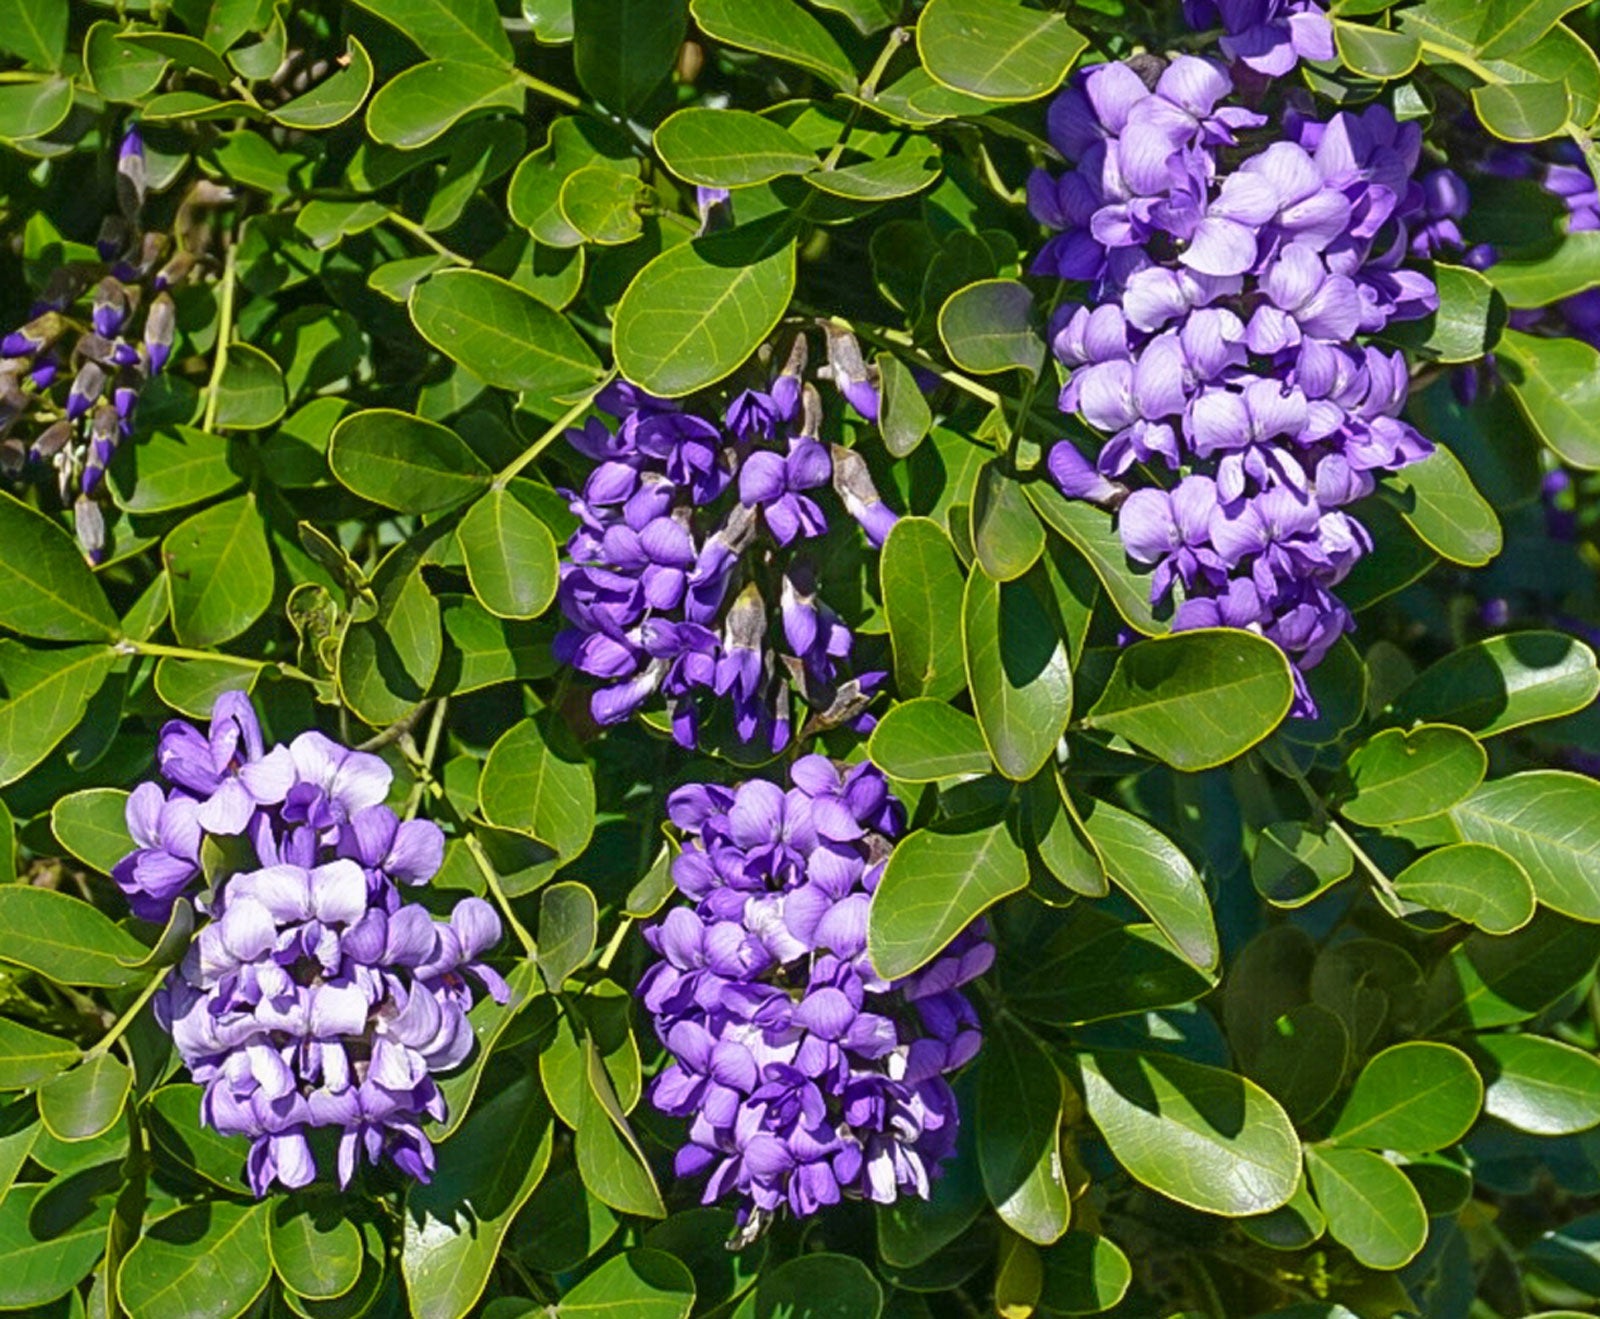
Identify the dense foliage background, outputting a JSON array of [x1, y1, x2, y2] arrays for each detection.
[[2, 0, 1600, 1316]]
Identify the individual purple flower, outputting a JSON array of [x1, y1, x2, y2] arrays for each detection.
[[739, 439, 830, 545], [157, 691, 296, 836], [1184, 0, 1334, 76], [113, 784, 203, 922], [640, 762, 988, 1237]]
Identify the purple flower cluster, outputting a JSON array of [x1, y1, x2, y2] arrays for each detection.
[[638, 759, 990, 1235], [555, 339, 897, 752], [0, 127, 179, 560], [115, 692, 506, 1196], [1030, 56, 1441, 710], [1183, 0, 1333, 77]]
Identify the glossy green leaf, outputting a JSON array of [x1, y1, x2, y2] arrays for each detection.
[[1304, 1145, 1427, 1270], [0, 887, 147, 988], [1498, 328, 1600, 468], [803, 142, 943, 201], [212, 344, 286, 431], [1251, 820, 1354, 909], [1327, 1041, 1483, 1153], [269, 1197, 364, 1302], [436, 595, 555, 695], [1024, 774, 1109, 899], [1474, 1033, 1600, 1136], [116, 30, 233, 82], [1485, 230, 1600, 307], [1450, 771, 1600, 921], [917, 0, 1086, 102], [557, 1249, 695, 1318], [656, 108, 815, 187], [50, 788, 132, 877], [109, 426, 240, 515], [1382, 443, 1503, 566], [0, 643, 115, 787], [877, 354, 932, 458], [730, 1254, 882, 1319], [869, 820, 1027, 980], [978, 1020, 1070, 1245], [558, 166, 648, 246], [272, 36, 374, 130], [882, 516, 968, 702], [411, 269, 602, 396], [1076, 1051, 1301, 1217], [1473, 78, 1570, 141], [538, 881, 598, 991], [868, 699, 991, 782], [1384, 262, 1502, 365], [367, 60, 523, 150], [350, 0, 513, 66], [0, 1181, 112, 1310], [86, 20, 168, 100], [0, 77, 71, 140], [1037, 1231, 1132, 1316], [458, 487, 560, 620], [165, 494, 274, 648], [146, 1086, 249, 1192], [338, 530, 446, 726], [938, 281, 1045, 377], [971, 462, 1044, 583], [1086, 629, 1294, 772], [118, 1201, 272, 1319], [1334, 21, 1420, 77], [328, 409, 490, 513], [1080, 799, 1219, 972], [0, 490, 119, 641], [403, 1075, 554, 1319], [1027, 483, 1166, 636], [689, 0, 857, 90], [0, 0, 65, 69], [480, 715, 595, 861], [0, 1018, 78, 1090], [614, 217, 797, 397], [573, 0, 686, 112], [508, 117, 640, 248], [963, 569, 1072, 781], [1478, 0, 1589, 57], [1341, 724, 1488, 827], [1393, 842, 1536, 935], [1419, 909, 1600, 1031], [1388, 630, 1600, 737], [575, 1032, 664, 1218], [38, 1054, 131, 1144]]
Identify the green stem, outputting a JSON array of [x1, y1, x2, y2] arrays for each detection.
[[494, 370, 619, 488], [403, 698, 450, 822], [386, 213, 471, 266], [1006, 280, 1068, 467], [88, 966, 171, 1060], [802, 309, 1002, 406], [1328, 816, 1404, 908], [514, 68, 584, 111], [596, 916, 634, 974], [859, 26, 910, 102], [465, 832, 538, 959], [118, 639, 321, 687], [200, 246, 238, 435]]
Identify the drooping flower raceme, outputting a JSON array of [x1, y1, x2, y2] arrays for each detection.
[[1030, 55, 1440, 711], [638, 758, 990, 1237], [115, 692, 506, 1196], [555, 339, 897, 754]]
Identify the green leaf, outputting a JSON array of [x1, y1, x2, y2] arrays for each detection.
[[558, 166, 648, 246], [689, 0, 857, 90], [0, 1017, 78, 1089], [154, 652, 250, 716], [1086, 629, 1294, 772], [410, 269, 603, 396], [338, 528, 447, 726], [0, 77, 71, 140], [1382, 262, 1502, 365], [1388, 630, 1600, 737], [537, 881, 598, 991], [436, 961, 543, 1142], [165, 493, 274, 648], [1341, 724, 1488, 827], [39, 1054, 131, 1144], [86, 20, 168, 100], [1080, 799, 1219, 973], [1023, 774, 1108, 899], [0, 886, 147, 988], [1247, 1002, 1350, 1125], [1075, 1051, 1301, 1217], [917, 0, 1086, 102], [1419, 909, 1600, 1031], [963, 569, 1072, 781], [877, 353, 932, 458], [971, 463, 1044, 582], [614, 216, 797, 397], [1393, 843, 1536, 935], [1334, 21, 1420, 78], [436, 594, 555, 695], [329, 409, 490, 514], [117, 31, 233, 83], [0, 490, 119, 641], [655, 108, 815, 188], [458, 488, 560, 620], [730, 1254, 882, 1319], [575, 1031, 665, 1218], [109, 426, 241, 515], [517, 1168, 619, 1273], [271, 36, 374, 130], [1485, 230, 1600, 307], [0, 0, 64, 69], [0, 1181, 112, 1310], [349, 0, 513, 66], [1473, 1033, 1600, 1136], [1498, 328, 1600, 468], [0, 643, 115, 787], [882, 516, 968, 701], [1382, 443, 1502, 566], [269, 1197, 364, 1302], [938, 280, 1045, 377], [1478, 0, 1589, 57], [1473, 77, 1570, 140], [508, 117, 640, 248], [978, 1020, 1070, 1245], [480, 715, 595, 862], [868, 699, 991, 782], [803, 142, 942, 201], [366, 60, 523, 150], [1251, 820, 1354, 909], [572, 0, 687, 113], [403, 1074, 554, 1319], [146, 1086, 249, 1192], [1304, 1145, 1427, 1271], [213, 343, 286, 430], [1026, 483, 1166, 636], [556, 1249, 695, 1318], [868, 820, 1027, 981], [118, 1201, 272, 1319], [1326, 1041, 1483, 1153], [1037, 1231, 1133, 1316], [1449, 771, 1600, 921], [51, 788, 132, 877]]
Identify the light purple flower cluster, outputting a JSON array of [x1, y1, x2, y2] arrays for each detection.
[[555, 339, 897, 752], [638, 758, 990, 1236], [115, 692, 506, 1196], [1030, 56, 1440, 710], [1183, 0, 1333, 77], [0, 127, 180, 560]]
